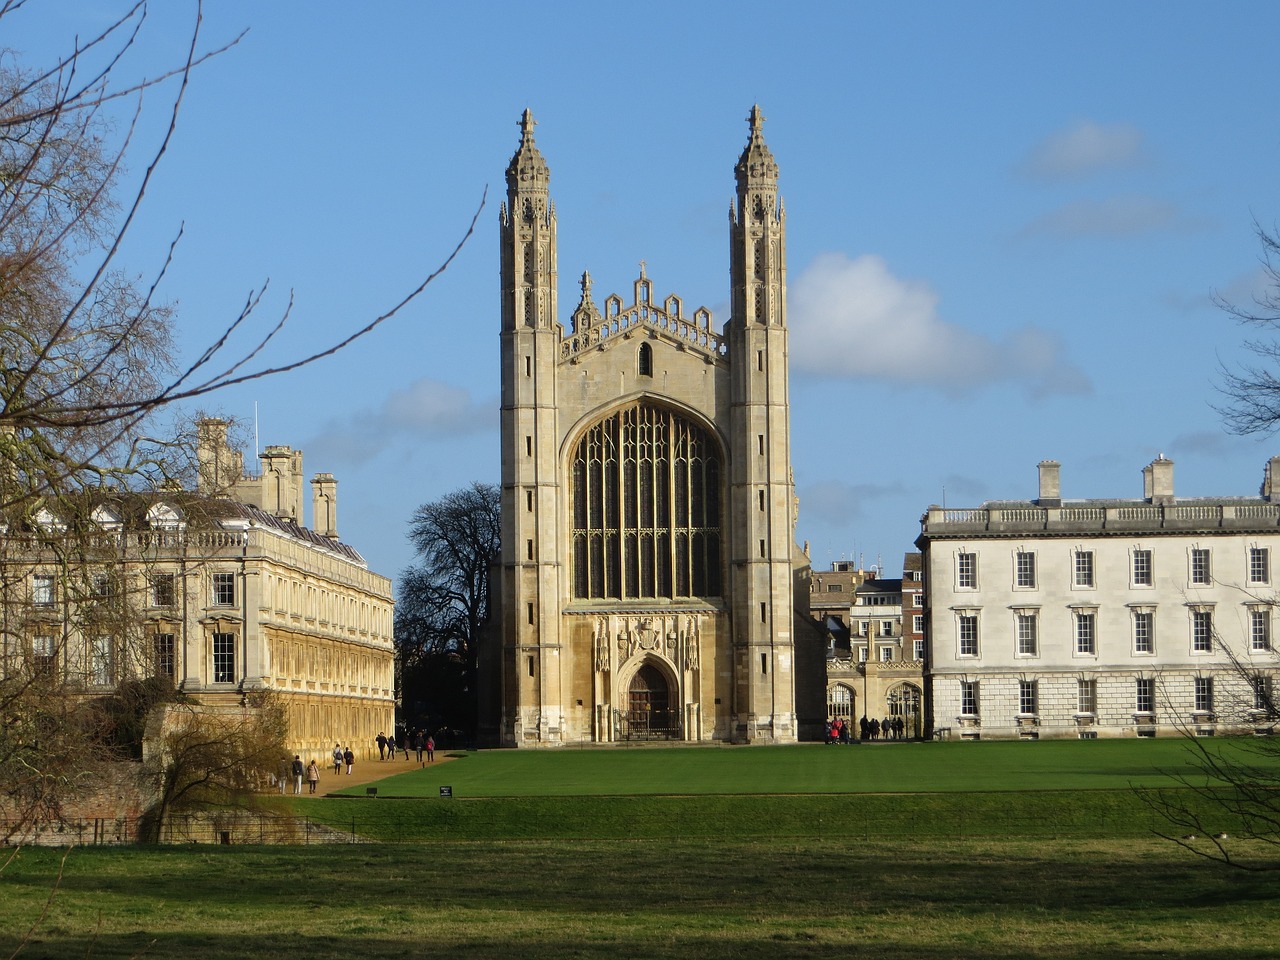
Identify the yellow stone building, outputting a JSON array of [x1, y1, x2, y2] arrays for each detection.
[[1, 420, 393, 760], [482, 108, 825, 746]]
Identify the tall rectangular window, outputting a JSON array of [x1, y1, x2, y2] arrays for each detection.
[[32, 574, 54, 607], [32, 634, 55, 673], [1254, 675, 1272, 713], [1192, 610, 1214, 652], [957, 552, 977, 589], [1015, 551, 1036, 588], [912, 614, 924, 634], [1250, 547, 1271, 585], [1190, 548, 1211, 585], [1135, 677, 1155, 714], [1132, 549, 1153, 586], [1194, 677, 1213, 713], [151, 573, 175, 608], [1016, 613, 1038, 656], [1074, 551, 1094, 588], [958, 615, 979, 657], [154, 633, 175, 680], [1133, 611, 1154, 654], [212, 573, 236, 607], [90, 636, 114, 686], [1075, 612, 1096, 655], [912, 636, 925, 660], [1077, 679, 1097, 715], [1019, 680, 1038, 716], [213, 632, 236, 683], [1251, 609, 1271, 652], [960, 680, 979, 716]]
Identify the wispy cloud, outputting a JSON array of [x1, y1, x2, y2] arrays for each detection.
[[304, 378, 495, 464], [800, 478, 906, 527], [789, 252, 1090, 397], [1022, 120, 1147, 180], [1019, 195, 1201, 239]]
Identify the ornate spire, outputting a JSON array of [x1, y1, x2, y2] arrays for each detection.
[[571, 269, 601, 333], [735, 104, 779, 191], [506, 108, 550, 195]]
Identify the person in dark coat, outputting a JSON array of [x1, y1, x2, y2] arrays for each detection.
[[376, 731, 387, 760], [343, 745, 354, 774]]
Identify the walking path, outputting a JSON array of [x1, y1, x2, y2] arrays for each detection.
[[310, 749, 457, 797]]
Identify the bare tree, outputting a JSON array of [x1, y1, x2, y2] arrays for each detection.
[[1216, 223, 1280, 435], [0, 1, 478, 835], [137, 691, 288, 843], [1141, 614, 1280, 870], [397, 483, 500, 736]]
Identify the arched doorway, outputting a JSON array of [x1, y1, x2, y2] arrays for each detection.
[[623, 663, 678, 740], [826, 684, 855, 725], [887, 682, 923, 739]]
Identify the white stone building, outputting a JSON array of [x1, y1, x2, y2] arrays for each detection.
[[917, 457, 1280, 739]]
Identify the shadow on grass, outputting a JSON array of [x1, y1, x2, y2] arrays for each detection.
[[4, 840, 1277, 960], [2, 930, 1277, 960]]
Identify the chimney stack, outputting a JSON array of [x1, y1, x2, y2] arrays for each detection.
[[311, 473, 338, 539], [1144, 455, 1174, 505], [1037, 460, 1061, 507]]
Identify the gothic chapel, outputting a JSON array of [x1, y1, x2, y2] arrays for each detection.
[[479, 107, 821, 747]]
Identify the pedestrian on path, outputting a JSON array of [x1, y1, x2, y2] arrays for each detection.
[[306, 760, 320, 794]]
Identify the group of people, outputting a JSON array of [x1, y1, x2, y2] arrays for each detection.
[[376, 729, 436, 762], [825, 715, 910, 743], [332, 743, 355, 775], [281, 755, 321, 794], [273, 734, 439, 797]]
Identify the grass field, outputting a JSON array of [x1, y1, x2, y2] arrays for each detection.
[[3, 738, 1279, 959], [3, 839, 1279, 959], [329, 738, 1276, 798]]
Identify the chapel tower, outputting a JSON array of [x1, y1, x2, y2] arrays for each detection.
[[498, 110, 565, 741], [486, 108, 803, 747], [726, 105, 796, 741]]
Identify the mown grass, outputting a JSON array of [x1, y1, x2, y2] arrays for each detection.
[[3, 838, 1278, 960], [4, 738, 1278, 958], [334, 737, 1276, 798], [295, 789, 1239, 843]]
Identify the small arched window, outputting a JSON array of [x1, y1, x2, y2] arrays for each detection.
[[638, 343, 653, 378]]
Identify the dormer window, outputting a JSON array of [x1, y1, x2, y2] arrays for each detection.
[[147, 501, 184, 531], [91, 504, 122, 530], [638, 342, 653, 378]]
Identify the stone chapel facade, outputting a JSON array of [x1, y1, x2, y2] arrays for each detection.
[[480, 108, 817, 747]]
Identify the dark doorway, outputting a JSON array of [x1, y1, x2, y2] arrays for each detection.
[[623, 663, 678, 740]]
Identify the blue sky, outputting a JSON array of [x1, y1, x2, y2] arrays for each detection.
[[12, 2, 1280, 582]]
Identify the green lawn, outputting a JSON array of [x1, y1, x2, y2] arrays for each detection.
[[4, 738, 1280, 959], [3, 839, 1279, 959], [286, 738, 1276, 843], [331, 737, 1275, 798]]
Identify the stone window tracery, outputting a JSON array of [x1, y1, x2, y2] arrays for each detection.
[[571, 402, 722, 600]]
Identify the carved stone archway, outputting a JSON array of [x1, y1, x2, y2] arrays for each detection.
[[621, 659, 679, 740]]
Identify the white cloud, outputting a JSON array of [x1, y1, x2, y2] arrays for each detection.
[[304, 378, 495, 464], [1020, 195, 1194, 238], [789, 252, 1089, 397], [1023, 121, 1147, 179]]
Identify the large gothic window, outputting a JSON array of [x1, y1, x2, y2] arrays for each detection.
[[572, 402, 721, 600]]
